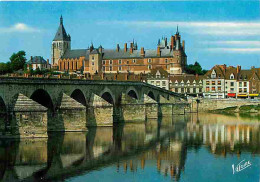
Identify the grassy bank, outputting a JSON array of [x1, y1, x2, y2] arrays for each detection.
[[209, 104, 260, 118]]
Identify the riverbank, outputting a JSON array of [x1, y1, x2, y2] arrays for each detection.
[[209, 104, 260, 117]]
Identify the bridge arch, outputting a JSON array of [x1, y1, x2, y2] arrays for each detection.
[[126, 87, 139, 100], [99, 88, 115, 105], [30, 89, 54, 111], [70, 89, 87, 106], [147, 91, 156, 100]]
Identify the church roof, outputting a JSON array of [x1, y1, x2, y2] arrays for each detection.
[[53, 16, 71, 41], [61, 48, 174, 60]]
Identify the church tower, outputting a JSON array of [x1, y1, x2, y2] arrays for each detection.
[[51, 15, 71, 66]]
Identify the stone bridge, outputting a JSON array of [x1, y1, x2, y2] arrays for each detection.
[[0, 77, 189, 137]]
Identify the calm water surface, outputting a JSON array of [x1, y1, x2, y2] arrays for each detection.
[[0, 113, 259, 182]]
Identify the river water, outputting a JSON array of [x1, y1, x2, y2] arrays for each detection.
[[0, 113, 259, 182]]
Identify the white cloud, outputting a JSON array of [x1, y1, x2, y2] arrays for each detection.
[[0, 23, 40, 33], [201, 41, 260, 46], [206, 48, 260, 53], [104, 21, 260, 36]]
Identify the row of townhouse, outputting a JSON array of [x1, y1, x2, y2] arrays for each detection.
[[147, 65, 260, 99]]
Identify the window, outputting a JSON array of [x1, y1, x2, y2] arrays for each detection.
[[230, 82, 234, 87], [109, 66, 112, 71], [156, 81, 160, 86], [244, 82, 247, 87], [244, 88, 247, 92], [193, 88, 196, 93], [218, 81, 221, 85], [118, 66, 122, 71], [206, 81, 210, 85], [127, 61, 129, 64], [239, 88, 242, 93], [230, 74, 234, 79], [175, 88, 178, 93], [151, 81, 154, 84], [118, 60, 122, 64], [102, 67, 105, 71], [239, 82, 242, 87], [199, 88, 202, 92], [92, 56, 94, 60], [206, 87, 210, 92], [103, 60, 106, 64], [165, 59, 168, 63], [148, 59, 152, 63], [218, 87, 221, 91], [181, 88, 184, 93], [156, 74, 160, 78], [162, 81, 166, 86], [133, 59, 136, 63], [187, 88, 190, 93], [148, 65, 152, 69], [231, 88, 234, 92], [212, 87, 216, 91], [109, 60, 112, 64], [92, 62, 94, 66], [212, 81, 216, 85]]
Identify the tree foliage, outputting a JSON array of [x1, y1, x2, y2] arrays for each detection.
[[185, 61, 207, 75], [9, 51, 27, 71], [0, 51, 27, 75]]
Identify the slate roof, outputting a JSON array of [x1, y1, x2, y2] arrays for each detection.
[[53, 22, 71, 41], [27, 56, 47, 64], [61, 48, 174, 60], [62, 49, 88, 59]]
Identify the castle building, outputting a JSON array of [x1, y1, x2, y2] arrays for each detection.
[[54, 17, 187, 75]]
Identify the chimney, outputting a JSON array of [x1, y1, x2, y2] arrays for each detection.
[[124, 43, 127, 52], [157, 46, 161, 57], [171, 36, 175, 50], [141, 47, 145, 57], [130, 47, 133, 54], [31, 56, 33, 61], [182, 40, 185, 51], [47, 59, 49, 65], [130, 42, 134, 49], [237, 65, 241, 73], [116, 44, 120, 52]]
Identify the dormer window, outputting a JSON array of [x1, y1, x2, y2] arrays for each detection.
[[211, 70, 216, 78], [109, 60, 112, 64], [148, 59, 152, 63], [230, 73, 234, 79], [165, 59, 168, 63], [133, 59, 136, 63]]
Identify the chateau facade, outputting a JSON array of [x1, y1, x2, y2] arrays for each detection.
[[52, 17, 187, 75]]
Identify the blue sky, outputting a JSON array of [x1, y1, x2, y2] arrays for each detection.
[[0, 1, 259, 69]]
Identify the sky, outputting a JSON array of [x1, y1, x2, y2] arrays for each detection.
[[0, 1, 259, 69]]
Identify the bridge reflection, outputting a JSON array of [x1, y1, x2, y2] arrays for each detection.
[[0, 113, 259, 181]]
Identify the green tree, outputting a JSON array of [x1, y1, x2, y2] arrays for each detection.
[[185, 61, 207, 75], [9, 51, 27, 71]]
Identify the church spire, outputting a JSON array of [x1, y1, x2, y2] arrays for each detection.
[[176, 25, 179, 35], [60, 15, 63, 25]]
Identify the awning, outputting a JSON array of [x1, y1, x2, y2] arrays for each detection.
[[249, 94, 259, 97], [227, 93, 236, 97], [237, 94, 248, 97]]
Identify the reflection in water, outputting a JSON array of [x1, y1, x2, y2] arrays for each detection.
[[0, 113, 259, 181]]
